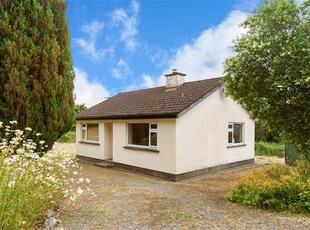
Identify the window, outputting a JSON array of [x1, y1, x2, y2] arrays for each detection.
[[81, 123, 99, 142], [128, 123, 157, 147], [228, 123, 244, 145]]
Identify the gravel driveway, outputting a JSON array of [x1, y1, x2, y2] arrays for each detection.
[[57, 152, 309, 230]]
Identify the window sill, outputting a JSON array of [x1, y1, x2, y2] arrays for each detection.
[[123, 145, 159, 153], [227, 143, 246, 148], [79, 140, 100, 145]]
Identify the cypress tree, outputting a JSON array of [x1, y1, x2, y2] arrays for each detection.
[[0, 0, 75, 148]]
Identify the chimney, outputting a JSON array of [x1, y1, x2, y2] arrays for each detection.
[[164, 69, 186, 88]]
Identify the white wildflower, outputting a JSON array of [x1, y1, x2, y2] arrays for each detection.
[[36, 133, 41, 136], [16, 148, 25, 154], [9, 120, 17, 124], [78, 178, 84, 183], [25, 127, 32, 131], [77, 187, 83, 195], [15, 129, 24, 138], [8, 180, 16, 188], [85, 178, 90, 183], [73, 171, 78, 175], [39, 140, 45, 145]]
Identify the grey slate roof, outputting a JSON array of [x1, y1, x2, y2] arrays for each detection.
[[76, 77, 223, 120]]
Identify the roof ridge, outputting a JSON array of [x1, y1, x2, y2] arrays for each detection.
[[183, 76, 223, 84], [118, 85, 165, 95], [118, 76, 223, 95]]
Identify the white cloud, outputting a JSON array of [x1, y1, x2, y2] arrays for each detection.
[[74, 67, 110, 108], [111, 0, 140, 51], [148, 46, 173, 68], [82, 20, 104, 40], [75, 20, 114, 61], [131, 10, 248, 90], [123, 74, 156, 92], [165, 10, 248, 81], [111, 59, 132, 79]]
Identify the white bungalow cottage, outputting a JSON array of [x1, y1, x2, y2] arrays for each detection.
[[76, 69, 255, 181]]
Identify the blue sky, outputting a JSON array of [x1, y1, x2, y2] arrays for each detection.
[[66, 0, 262, 107]]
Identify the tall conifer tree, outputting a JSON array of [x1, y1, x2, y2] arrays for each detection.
[[0, 0, 74, 148]]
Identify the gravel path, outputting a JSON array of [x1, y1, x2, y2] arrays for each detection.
[[55, 147, 309, 230]]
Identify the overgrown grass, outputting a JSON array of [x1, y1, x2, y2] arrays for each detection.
[[226, 161, 310, 214], [255, 141, 285, 158], [58, 131, 76, 143]]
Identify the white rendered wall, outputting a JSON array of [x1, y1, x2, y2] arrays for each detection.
[[104, 122, 113, 159], [76, 120, 105, 160], [112, 119, 177, 174], [175, 87, 255, 174]]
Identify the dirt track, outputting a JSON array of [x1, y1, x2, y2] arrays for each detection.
[[54, 146, 309, 229]]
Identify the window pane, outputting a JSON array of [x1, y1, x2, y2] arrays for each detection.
[[87, 124, 99, 141], [82, 130, 86, 140], [228, 124, 233, 129], [150, 124, 157, 129], [228, 131, 233, 143], [150, 132, 157, 146], [233, 124, 242, 143], [129, 123, 149, 146]]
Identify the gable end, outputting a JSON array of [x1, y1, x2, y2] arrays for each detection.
[[176, 83, 224, 118]]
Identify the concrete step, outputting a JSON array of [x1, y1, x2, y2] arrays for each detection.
[[95, 161, 114, 168]]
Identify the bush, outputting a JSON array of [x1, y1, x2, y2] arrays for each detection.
[[255, 141, 285, 158], [58, 131, 76, 143], [0, 121, 89, 228], [255, 122, 280, 142], [227, 162, 310, 214]]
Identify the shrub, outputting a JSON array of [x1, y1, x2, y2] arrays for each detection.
[[58, 131, 76, 143], [0, 121, 89, 229], [255, 141, 285, 158], [227, 162, 310, 214]]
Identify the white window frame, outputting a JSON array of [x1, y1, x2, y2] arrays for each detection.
[[149, 124, 157, 147], [127, 123, 158, 149], [81, 123, 99, 143], [228, 122, 244, 146]]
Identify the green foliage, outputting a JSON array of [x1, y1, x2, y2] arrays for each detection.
[[0, 122, 86, 228], [224, 0, 310, 157], [71, 103, 87, 131], [75, 103, 87, 115], [255, 122, 280, 142], [0, 0, 75, 149], [58, 131, 76, 143], [255, 141, 285, 157], [227, 161, 310, 214]]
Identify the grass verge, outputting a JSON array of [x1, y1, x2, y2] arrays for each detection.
[[255, 141, 284, 157]]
